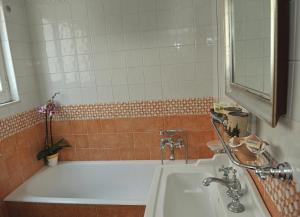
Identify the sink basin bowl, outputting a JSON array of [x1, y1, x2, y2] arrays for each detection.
[[164, 173, 218, 217], [145, 154, 271, 217]]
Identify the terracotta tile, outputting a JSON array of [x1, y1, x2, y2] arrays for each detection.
[[0, 136, 17, 157], [134, 148, 150, 160], [106, 148, 120, 160], [52, 121, 72, 135], [114, 118, 134, 132], [131, 117, 164, 132], [87, 134, 103, 149], [101, 119, 117, 133], [133, 133, 160, 149], [198, 146, 214, 159], [119, 148, 134, 160], [8, 171, 23, 194], [76, 135, 89, 149], [181, 115, 212, 131], [60, 148, 76, 161], [70, 120, 87, 135], [163, 116, 182, 129], [187, 131, 215, 148], [0, 160, 9, 182], [187, 147, 200, 159], [0, 202, 8, 217], [101, 133, 133, 149], [89, 149, 105, 160], [4, 154, 22, 177], [86, 120, 102, 134], [6, 202, 20, 217], [150, 147, 161, 160], [76, 205, 98, 217], [63, 135, 77, 148], [75, 149, 90, 160]]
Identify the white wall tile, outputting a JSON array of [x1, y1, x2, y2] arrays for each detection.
[[127, 67, 144, 84], [128, 84, 145, 101], [112, 85, 129, 102], [97, 85, 114, 102], [25, 0, 216, 105], [145, 83, 162, 100]]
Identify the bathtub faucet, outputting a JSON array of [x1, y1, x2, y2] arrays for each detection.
[[160, 129, 188, 164]]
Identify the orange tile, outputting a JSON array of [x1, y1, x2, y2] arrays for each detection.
[[101, 119, 117, 133], [119, 148, 134, 160], [134, 148, 150, 160], [7, 171, 23, 194], [104, 148, 120, 160], [52, 121, 72, 135], [75, 149, 90, 161], [133, 132, 160, 149], [63, 135, 78, 148], [114, 118, 134, 132], [86, 120, 102, 134], [89, 149, 105, 160], [76, 205, 98, 217], [187, 131, 215, 148], [163, 116, 182, 129], [150, 147, 161, 160], [0, 136, 17, 157], [101, 133, 133, 149], [70, 120, 87, 135], [131, 117, 164, 132], [4, 154, 22, 178], [0, 160, 9, 182], [60, 148, 76, 161], [87, 134, 103, 149], [76, 135, 89, 149]]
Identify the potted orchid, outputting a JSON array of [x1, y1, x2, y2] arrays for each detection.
[[36, 92, 71, 166]]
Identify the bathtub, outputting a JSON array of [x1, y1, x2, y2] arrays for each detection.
[[5, 160, 188, 205]]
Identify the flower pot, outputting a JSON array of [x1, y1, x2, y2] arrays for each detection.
[[47, 153, 58, 167]]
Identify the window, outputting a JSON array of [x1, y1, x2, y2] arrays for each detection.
[[0, 45, 11, 104], [0, 2, 19, 105]]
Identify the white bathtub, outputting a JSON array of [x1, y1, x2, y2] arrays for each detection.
[[4, 160, 189, 205]]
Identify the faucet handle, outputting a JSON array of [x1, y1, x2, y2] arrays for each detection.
[[219, 166, 233, 179]]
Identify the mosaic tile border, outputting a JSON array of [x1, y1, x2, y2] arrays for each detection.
[[0, 109, 43, 141], [0, 97, 213, 140], [53, 97, 214, 120], [251, 156, 300, 217], [260, 176, 300, 217]]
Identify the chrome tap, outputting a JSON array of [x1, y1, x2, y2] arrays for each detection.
[[160, 129, 188, 164], [203, 167, 245, 213]]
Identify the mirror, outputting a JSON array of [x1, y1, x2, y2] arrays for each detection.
[[232, 0, 271, 98], [224, 0, 289, 127]]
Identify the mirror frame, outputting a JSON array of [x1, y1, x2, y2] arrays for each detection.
[[224, 0, 289, 127]]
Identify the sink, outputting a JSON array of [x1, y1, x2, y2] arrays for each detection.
[[164, 173, 218, 217], [145, 154, 271, 217]]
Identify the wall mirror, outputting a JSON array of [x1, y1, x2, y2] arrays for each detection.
[[224, 0, 289, 127]]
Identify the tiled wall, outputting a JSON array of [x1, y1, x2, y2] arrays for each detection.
[[54, 115, 215, 161], [0, 0, 40, 119], [0, 123, 45, 217], [45, 98, 215, 161], [6, 203, 145, 217], [25, 0, 217, 104]]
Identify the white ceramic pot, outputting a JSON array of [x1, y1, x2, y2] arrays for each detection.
[[47, 153, 58, 167]]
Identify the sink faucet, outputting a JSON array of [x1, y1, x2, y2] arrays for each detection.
[[160, 129, 188, 164], [203, 167, 245, 213]]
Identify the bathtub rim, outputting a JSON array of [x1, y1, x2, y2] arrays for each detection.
[[4, 159, 197, 205]]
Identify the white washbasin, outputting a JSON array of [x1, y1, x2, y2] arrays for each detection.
[[145, 154, 271, 217]]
